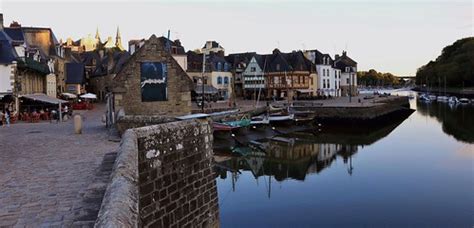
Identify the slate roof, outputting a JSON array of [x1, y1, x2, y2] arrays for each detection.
[[305, 49, 333, 65], [186, 51, 230, 72], [334, 52, 357, 72], [65, 63, 85, 84], [203, 41, 220, 49], [0, 30, 17, 64], [225, 52, 255, 69], [3, 27, 22, 41]]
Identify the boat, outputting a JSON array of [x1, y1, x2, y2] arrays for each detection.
[[428, 95, 437, 101], [251, 115, 270, 125], [437, 96, 449, 102], [213, 118, 251, 132], [459, 98, 471, 104], [419, 94, 431, 102], [269, 113, 294, 122], [448, 96, 459, 104]]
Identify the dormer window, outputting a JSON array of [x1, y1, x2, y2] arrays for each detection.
[[217, 62, 222, 71], [276, 64, 280, 71]]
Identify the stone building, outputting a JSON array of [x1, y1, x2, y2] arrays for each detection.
[[112, 34, 193, 116]]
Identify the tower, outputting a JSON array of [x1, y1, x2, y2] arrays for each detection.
[[95, 27, 101, 43], [115, 26, 124, 51]]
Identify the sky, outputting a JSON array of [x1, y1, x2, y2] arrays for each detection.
[[0, 0, 472, 76]]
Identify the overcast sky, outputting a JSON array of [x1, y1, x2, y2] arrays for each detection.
[[1, 0, 472, 75]]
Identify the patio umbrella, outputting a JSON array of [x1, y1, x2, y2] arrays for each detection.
[[80, 93, 97, 99], [61, 92, 77, 99]]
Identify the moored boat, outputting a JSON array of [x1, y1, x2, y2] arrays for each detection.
[[437, 96, 449, 102], [213, 118, 251, 132], [459, 98, 471, 104], [251, 115, 270, 125], [448, 96, 459, 104]]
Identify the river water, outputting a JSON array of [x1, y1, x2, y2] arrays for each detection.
[[213, 90, 474, 227]]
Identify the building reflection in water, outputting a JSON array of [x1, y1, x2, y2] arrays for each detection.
[[214, 136, 359, 197], [213, 108, 413, 196]]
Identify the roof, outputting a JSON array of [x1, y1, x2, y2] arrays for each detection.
[[0, 31, 17, 64], [334, 51, 357, 71], [3, 27, 23, 41], [21, 93, 68, 104], [65, 63, 85, 84], [203, 41, 220, 49], [157, 37, 186, 55], [305, 49, 333, 65]]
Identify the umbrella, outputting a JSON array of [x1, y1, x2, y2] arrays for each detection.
[[80, 93, 97, 99], [61, 92, 77, 99]]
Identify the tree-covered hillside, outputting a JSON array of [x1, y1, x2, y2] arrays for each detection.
[[416, 37, 474, 88]]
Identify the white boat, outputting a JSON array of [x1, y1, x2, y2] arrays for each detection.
[[419, 94, 431, 102], [437, 96, 449, 102], [448, 96, 459, 104], [459, 98, 471, 104], [429, 95, 437, 101], [269, 113, 294, 122], [251, 115, 270, 125]]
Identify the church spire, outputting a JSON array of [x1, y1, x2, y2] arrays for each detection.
[[95, 27, 101, 42], [115, 26, 124, 51]]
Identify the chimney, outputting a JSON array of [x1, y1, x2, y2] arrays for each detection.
[[0, 13, 4, 30], [342, 51, 347, 56], [335, 54, 340, 59], [174, 39, 181, 47]]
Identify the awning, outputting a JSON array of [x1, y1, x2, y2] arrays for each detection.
[[194, 84, 218, 94], [21, 93, 68, 104], [296, 89, 314, 93]]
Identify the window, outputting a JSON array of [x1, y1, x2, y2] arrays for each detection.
[[347, 78, 350, 84], [224, 77, 229, 84], [217, 76, 222, 84], [250, 67, 256, 72], [224, 63, 229, 71], [276, 64, 280, 71], [217, 62, 222, 71]]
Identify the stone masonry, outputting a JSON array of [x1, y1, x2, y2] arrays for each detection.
[[113, 34, 194, 116], [95, 119, 219, 228]]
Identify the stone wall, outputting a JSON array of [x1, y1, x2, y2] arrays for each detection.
[[95, 119, 219, 228], [134, 119, 219, 228], [113, 35, 193, 116]]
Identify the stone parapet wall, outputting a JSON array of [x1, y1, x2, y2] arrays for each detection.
[[116, 115, 176, 135], [134, 119, 219, 228], [95, 130, 140, 227], [95, 119, 219, 228]]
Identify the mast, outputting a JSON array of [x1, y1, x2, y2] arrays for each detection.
[[201, 53, 206, 112], [256, 57, 267, 108]]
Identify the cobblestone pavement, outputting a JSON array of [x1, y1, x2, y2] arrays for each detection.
[[0, 104, 118, 227]]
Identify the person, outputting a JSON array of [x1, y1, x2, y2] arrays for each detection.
[[5, 109, 10, 127], [0, 110, 4, 127]]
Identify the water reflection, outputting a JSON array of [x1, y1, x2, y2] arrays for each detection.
[[213, 90, 473, 227], [416, 100, 474, 143], [214, 108, 412, 189]]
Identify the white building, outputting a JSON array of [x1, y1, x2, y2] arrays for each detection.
[[304, 50, 340, 96]]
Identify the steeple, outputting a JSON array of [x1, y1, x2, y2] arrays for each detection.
[[115, 26, 124, 51], [95, 27, 101, 43]]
